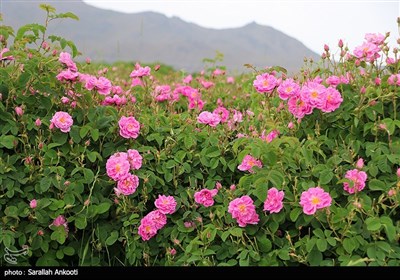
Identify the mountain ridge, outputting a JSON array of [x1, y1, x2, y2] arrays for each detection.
[[1, 0, 320, 73]]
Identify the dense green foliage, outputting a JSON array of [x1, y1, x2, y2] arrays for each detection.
[[0, 5, 399, 266]]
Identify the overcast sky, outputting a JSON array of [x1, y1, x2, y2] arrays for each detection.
[[83, 0, 400, 55]]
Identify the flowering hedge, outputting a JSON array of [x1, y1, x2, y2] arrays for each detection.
[[0, 5, 399, 266]]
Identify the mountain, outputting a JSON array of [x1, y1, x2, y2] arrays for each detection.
[[1, 0, 320, 73]]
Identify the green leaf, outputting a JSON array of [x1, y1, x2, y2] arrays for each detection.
[[290, 208, 302, 222], [91, 129, 99, 141], [4, 206, 18, 218], [63, 247, 75, 256], [31, 236, 42, 250], [230, 228, 243, 237], [51, 226, 67, 244], [267, 170, 284, 187], [165, 160, 176, 169], [164, 172, 173, 182], [55, 12, 80, 21], [306, 237, 316, 252], [87, 151, 97, 163], [83, 168, 94, 184], [80, 126, 90, 138], [75, 214, 87, 229], [184, 135, 195, 149], [313, 228, 324, 239], [368, 179, 386, 191], [382, 223, 396, 242], [327, 237, 337, 246], [174, 150, 186, 163], [307, 249, 323, 266], [205, 146, 220, 158], [97, 202, 111, 214], [319, 169, 333, 184], [278, 248, 290, 260], [221, 231, 230, 242], [268, 220, 279, 234], [56, 250, 64, 259], [257, 235, 272, 253], [36, 253, 59, 266], [365, 217, 381, 231], [0, 135, 16, 149], [254, 183, 268, 202], [316, 238, 328, 252], [52, 132, 68, 145], [343, 238, 355, 254], [39, 4, 56, 13], [106, 231, 119, 246], [39, 176, 52, 193]]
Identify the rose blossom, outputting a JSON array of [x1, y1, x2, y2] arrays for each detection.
[[154, 195, 177, 214], [228, 195, 259, 227], [118, 116, 140, 139], [238, 155, 262, 173], [263, 188, 284, 213], [194, 188, 218, 207], [50, 111, 73, 133], [299, 187, 332, 215], [343, 169, 368, 194], [114, 173, 139, 196], [106, 152, 130, 181]]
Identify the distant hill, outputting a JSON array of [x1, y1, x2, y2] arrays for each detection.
[[1, 0, 320, 73]]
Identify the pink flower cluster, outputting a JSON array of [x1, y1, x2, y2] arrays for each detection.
[[238, 155, 263, 173], [260, 129, 279, 143], [56, 52, 79, 82], [174, 85, 205, 111], [213, 106, 230, 123], [0, 48, 14, 61], [118, 116, 140, 139], [253, 73, 279, 94], [197, 111, 221, 127], [154, 195, 177, 214], [50, 111, 73, 133], [138, 210, 167, 241], [130, 63, 151, 78], [387, 74, 400, 86], [353, 33, 385, 63], [152, 85, 179, 102], [299, 187, 332, 215], [59, 52, 77, 72], [106, 150, 142, 196], [30, 199, 37, 209], [84, 75, 112, 95], [252, 72, 344, 121], [138, 195, 177, 241], [263, 188, 284, 213], [228, 196, 260, 227], [194, 188, 218, 207], [287, 80, 343, 119], [343, 169, 368, 194], [51, 215, 69, 234]]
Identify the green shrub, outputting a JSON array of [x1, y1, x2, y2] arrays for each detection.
[[0, 5, 399, 266]]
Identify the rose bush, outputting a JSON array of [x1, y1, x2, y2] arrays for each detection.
[[0, 5, 399, 266]]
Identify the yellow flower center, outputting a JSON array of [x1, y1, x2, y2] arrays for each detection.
[[145, 225, 152, 233], [263, 80, 269, 87], [238, 204, 246, 213], [311, 196, 320, 205], [310, 91, 318, 98], [59, 116, 66, 123], [115, 163, 121, 172]]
